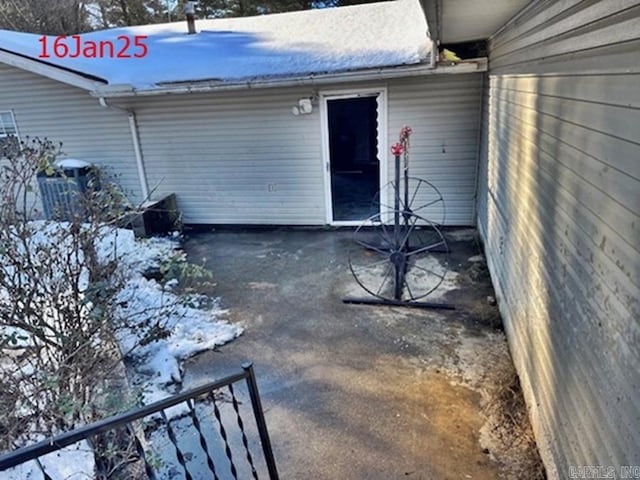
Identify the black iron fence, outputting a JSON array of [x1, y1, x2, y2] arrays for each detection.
[[0, 363, 279, 480]]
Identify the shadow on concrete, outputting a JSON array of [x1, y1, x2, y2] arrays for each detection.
[[180, 229, 517, 479]]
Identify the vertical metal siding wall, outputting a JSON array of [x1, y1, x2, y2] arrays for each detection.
[[0, 64, 141, 203], [477, 1, 640, 477], [130, 74, 482, 225]]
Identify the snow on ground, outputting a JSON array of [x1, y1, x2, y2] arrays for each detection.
[[0, 0, 429, 90], [0, 223, 242, 478], [98, 227, 243, 415], [1, 441, 94, 480], [116, 275, 241, 418]]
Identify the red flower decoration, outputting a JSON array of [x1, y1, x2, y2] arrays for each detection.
[[400, 125, 413, 141], [391, 143, 404, 156]]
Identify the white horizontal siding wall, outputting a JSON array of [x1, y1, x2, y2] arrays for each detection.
[[0, 63, 141, 205], [123, 74, 482, 225], [388, 74, 482, 225], [0, 63, 482, 225], [126, 87, 326, 225], [477, 1, 640, 477]]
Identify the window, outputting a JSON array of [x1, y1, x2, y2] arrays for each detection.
[[0, 111, 18, 144]]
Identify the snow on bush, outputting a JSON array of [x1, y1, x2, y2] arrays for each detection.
[[0, 137, 242, 478], [103, 228, 243, 412]]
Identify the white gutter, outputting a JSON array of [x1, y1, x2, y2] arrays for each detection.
[[92, 60, 487, 98], [1, 46, 485, 98], [98, 98, 150, 200]]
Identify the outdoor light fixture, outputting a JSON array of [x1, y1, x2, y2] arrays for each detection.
[[292, 98, 314, 116]]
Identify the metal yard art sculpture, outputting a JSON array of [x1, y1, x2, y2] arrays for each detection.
[[343, 126, 454, 309]]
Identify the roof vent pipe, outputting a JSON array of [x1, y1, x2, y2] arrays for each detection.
[[185, 1, 196, 34]]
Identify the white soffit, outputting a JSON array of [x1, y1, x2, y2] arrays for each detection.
[[441, 0, 532, 43]]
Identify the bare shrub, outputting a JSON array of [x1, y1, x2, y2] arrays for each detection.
[[0, 137, 168, 451]]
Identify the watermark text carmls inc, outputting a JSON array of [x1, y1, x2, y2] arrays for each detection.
[[570, 465, 640, 479]]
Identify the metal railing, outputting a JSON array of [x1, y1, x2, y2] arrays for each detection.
[[0, 363, 279, 480]]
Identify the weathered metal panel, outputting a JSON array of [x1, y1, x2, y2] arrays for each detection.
[[489, 0, 584, 49], [492, 38, 640, 76], [0, 63, 141, 203], [490, 3, 640, 71], [490, 1, 640, 60], [478, 1, 640, 477]]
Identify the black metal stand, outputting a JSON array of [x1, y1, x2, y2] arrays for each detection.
[[342, 296, 455, 310], [344, 137, 455, 310]]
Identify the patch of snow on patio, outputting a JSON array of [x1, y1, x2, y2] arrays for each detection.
[[344, 254, 458, 301], [445, 229, 477, 242], [412, 256, 458, 301]]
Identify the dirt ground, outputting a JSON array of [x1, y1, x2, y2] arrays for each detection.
[[180, 227, 545, 479]]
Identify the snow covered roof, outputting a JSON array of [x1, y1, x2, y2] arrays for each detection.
[[0, 0, 429, 92]]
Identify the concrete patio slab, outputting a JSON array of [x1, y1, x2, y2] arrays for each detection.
[[181, 228, 540, 479]]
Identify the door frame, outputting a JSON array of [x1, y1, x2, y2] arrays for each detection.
[[319, 87, 388, 226]]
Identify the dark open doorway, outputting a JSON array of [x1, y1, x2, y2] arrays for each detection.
[[327, 95, 380, 222]]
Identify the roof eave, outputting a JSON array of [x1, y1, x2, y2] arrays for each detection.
[[93, 59, 487, 98], [0, 49, 107, 92]]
